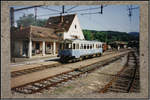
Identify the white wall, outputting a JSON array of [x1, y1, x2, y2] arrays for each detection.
[[64, 15, 85, 40]]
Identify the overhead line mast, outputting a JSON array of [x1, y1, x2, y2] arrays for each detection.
[[127, 5, 139, 23], [10, 5, 106, 27], [127, 5, 139, 32]]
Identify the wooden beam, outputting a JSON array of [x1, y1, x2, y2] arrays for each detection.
[[14, 5, 42, 12]]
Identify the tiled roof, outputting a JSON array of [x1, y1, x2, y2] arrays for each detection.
[[12, 25, 59, 40], [46, 14, 76, 32]]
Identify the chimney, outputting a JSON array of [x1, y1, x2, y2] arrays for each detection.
[[60, 15, 64, 23]]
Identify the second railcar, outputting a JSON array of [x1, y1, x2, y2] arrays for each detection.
[[102, 43, 108, 52], [58, 39, 103, 62]]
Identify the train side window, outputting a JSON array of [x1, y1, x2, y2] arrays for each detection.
[[73, 43, 75, 49], [80, 44, 83, 49], [87, 44, 89, 49], [84, 44, 86, 49], [90, 44, 92, 49], [100, 44, 102, 48], [76, 44, 79, 49]]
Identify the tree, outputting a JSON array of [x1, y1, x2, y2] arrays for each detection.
[[17, 14, 35, 27], [16, 14, 47, 27], [83, 30, 94, 40], [82, 29, 139, 43]]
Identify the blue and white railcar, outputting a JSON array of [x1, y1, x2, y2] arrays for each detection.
[[58, 39, 103, 62]]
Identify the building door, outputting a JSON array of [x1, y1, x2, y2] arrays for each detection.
[[36, 42, 40, 54], [23, 41, 28, 57]]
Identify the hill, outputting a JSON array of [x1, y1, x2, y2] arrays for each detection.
[[82, 29, 139, 44], [128, 32, 139, 37]]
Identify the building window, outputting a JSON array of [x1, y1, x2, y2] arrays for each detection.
[[36, 43, 40, 49], [75, 25, 77, 29], [58, 33, 62, 37], [47, 44, 51, 49]]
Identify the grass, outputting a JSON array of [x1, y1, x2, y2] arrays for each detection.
[[53, 85, 74, 94]]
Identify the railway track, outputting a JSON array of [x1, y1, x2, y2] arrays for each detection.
[[11, 51, 129, 94], [11, 63, 61, 78], [11, 50, 125, 78], [99, 50, 140, 93]]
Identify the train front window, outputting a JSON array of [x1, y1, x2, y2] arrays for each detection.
[[66, 43, 72, 49], [100, 44, 102, 48]]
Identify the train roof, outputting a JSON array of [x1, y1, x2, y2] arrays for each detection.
[[63, 39, 103, 44]]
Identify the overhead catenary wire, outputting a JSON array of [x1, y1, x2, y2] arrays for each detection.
[[37, 12, 61, 17], [79, 5, 107, 15], [15, 5, 107, 20], [67, 6, 102, 13], [40, 6, 61, 12], [65, 6, 78, 12], [80, 12, 102, 15]]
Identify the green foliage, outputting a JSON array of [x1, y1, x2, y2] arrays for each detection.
[[16, 14, 47, 27], [83, 30, 94, 40], [82, 29, 139, 44]]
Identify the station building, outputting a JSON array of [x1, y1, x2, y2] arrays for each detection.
[[108, 41, 128, 50], [11, 14, 85, 59]]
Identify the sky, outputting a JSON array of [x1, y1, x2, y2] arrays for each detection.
[[11, 5, 140, 33]]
